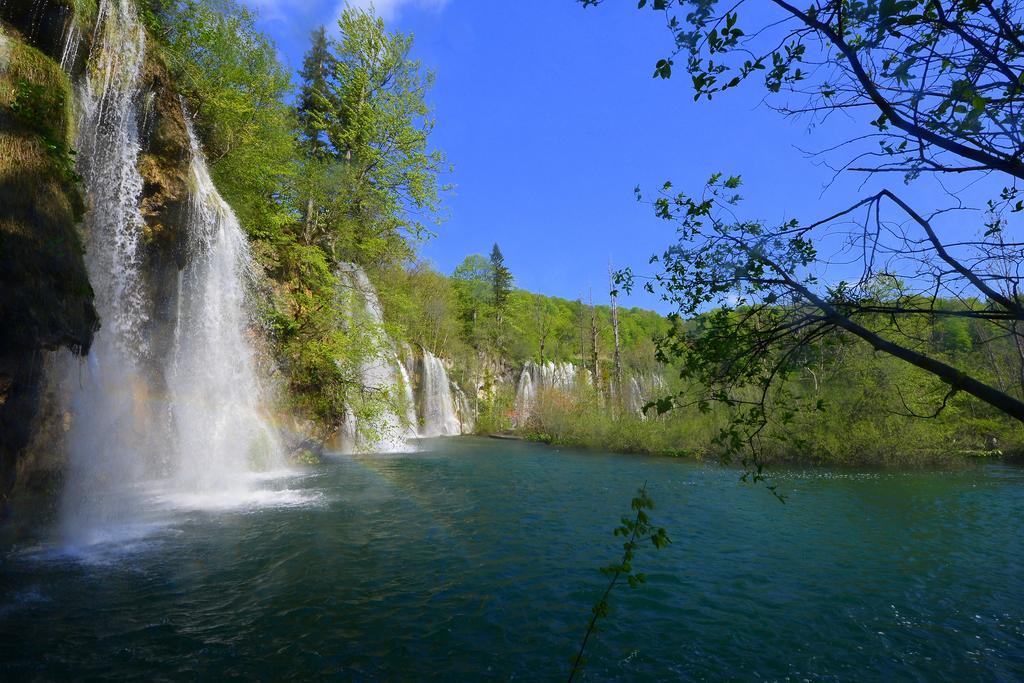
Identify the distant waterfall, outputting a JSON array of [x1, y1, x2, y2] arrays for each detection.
[[162, 120, 283, 491], [513, 361, 591, 426], [58, 0, 282, 545], [419, 349, 462, 437], [624, 373, 667, 418], [332, 267, 473, 447], [336, 263, 418, 453]]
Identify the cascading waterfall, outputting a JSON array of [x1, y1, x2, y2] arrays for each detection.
[[59, 0, 153, 543], [513, 361, 591, 426], [58, 0, 284, 545], [454, 384, 476, 434], [162, 119, 284, 494], [419, 349, 462, 437], [333, 268, 473, 448], [625, 373, 667, 418], [396, 358, 419, 435], [59, 21, 81, 72], [336, 263, 418, 453]]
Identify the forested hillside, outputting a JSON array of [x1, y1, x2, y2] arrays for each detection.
[[139, 0, 671, 440]]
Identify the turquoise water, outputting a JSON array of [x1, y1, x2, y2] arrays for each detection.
[[2, 437, 1023, 680]]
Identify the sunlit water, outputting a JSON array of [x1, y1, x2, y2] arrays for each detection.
[[2, 438, 1023, 680]]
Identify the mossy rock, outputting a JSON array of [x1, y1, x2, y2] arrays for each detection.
[[0, 25, 95, 517], [0, 29, 96, 353], [137, 39, 191, 268]]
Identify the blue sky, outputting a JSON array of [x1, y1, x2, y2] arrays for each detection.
[[238, 0, 985, 313]]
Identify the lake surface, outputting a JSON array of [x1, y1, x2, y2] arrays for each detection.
[[2, 437, 1023, 680]]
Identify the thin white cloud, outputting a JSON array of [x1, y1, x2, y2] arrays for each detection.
[[338, 0, 450, 21]]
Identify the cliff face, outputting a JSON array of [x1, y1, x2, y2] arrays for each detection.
[[0, 15, 96, 514], [0, 0, 195, 512], [137, 44, 192, 367]]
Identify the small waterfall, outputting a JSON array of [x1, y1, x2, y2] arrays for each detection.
[[625, 373, 667, 417], [419, 349, 462, 437], [513, 361, 591, 426], [454, 383, 476, 434], [514, 368, 534, 426], [162, 119, 283, 492], [336, 263, 418, 452], [59, 21, 81, 72]]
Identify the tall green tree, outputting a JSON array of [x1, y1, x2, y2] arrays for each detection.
[[319, 7, 448, 266], [297, 25, 335, 243], [297, 25, 333, 160], [490, 243, 513, 311], [452, 254, 494, 346]]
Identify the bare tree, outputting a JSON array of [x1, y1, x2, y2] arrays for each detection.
[[609, 260, 624, 405]]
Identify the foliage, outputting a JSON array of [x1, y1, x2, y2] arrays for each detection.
[[568, 484, 670, 681], [297, 7, 448, 267], [440, 253, 667, 370], [490, 243, 513, 311], [150, 0, 297, 240], [9, 77, 79, 185], [516, 321, 1023, 465], [298, 25, 332, 159], [581, 0, 1024, 473]]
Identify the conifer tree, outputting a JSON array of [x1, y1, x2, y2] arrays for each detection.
[[297, 26, 333, 159], [489, 243, 513, 311]]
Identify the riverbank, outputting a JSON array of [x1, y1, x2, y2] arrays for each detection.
[[509, 413, 1024, 468]]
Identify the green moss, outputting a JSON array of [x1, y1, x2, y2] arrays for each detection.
[[0, 27, 96, 354], [71, 0, 99, 32], [0, 32, 76, 144]]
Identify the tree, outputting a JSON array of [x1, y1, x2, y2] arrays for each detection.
[[532, 298, 555, 363], [584, 0, 1024, 463], [298, 26, 333, 160], [294, 6, 447, 266], [155, 0, 297, 239], [297, 25, 335, 242], [452, 254, 494, 346], [490, 243, 513, 311], [610, 261, 623, 405]]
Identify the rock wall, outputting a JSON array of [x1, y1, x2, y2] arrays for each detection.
[[0, 15, 96, 514]]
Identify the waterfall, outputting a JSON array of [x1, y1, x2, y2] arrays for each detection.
[[513, 361, 591, 426], [419, 349, 462, 437], [336, 263, 418, 453], [58, 0, 152, 543], [453, 381, 476, 434], [332, 269, 473, 447], [162, 119, 284, 491], [514, 368, 534, 426], [625, 373, 667, 418], [57, 0, 283, 545], [59, 21, 81, 72]]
